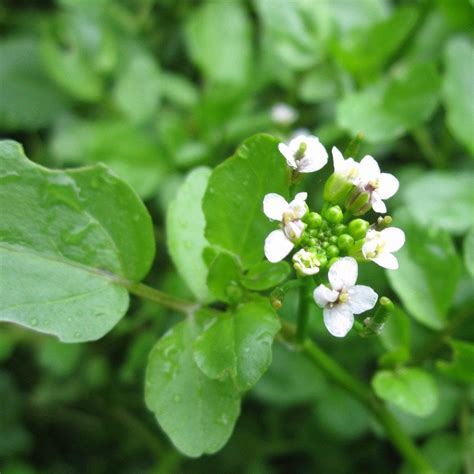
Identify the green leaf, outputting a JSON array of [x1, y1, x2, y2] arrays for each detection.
[[167, 167, 212, 302], [372, 368, 438, 417], [241, 260, 291, 291], [379, 306, 410, 353], [387, 210, 461, 330], [185, 1, 252, 85], [206, 252, 242, 304], [252, 343, 327, 406], [113, 46, 161, 124], [337, 62, 441, 143], [402, 171, 474, 235], [145, 317, 241, 457], [437, 339, 474, 383], [464, 227, 474, 277], [0, 37, 68, 131], [333, 7, 418, 77], [50, 118, 167, 199], [193, 300, 281, 391], [0, 140, 155, 342], [203, 134, 290, 269], [443, 36, 474, 156]]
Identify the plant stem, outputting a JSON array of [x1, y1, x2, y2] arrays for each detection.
[[412, 127, 446, 169], [125, 281, 199, 314], [296, 280, 311, 342], [279, 321, 435, 473]]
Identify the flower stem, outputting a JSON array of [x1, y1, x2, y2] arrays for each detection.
[[279, 321, 434, 473], [296, 279, 311, 342], [124, 281, 199, 314]]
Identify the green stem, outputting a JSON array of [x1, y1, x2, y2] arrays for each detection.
[[279, 321, 434, 473], [296, 279, 311, 342], [125, 281, 199, 314], [412, 127, 446, 169]]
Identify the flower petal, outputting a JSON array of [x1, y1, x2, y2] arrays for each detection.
[[293, 192, 308, 202], [264, 229, 294, 263], [380, 227, 405, 252], [359, 155, 380, 183], [328, 257, 358, 291], [323, 305, 354, 338], [313, 284, 339, 307], [371, 192, 387, 213], [332, 146, 344, 173], [263, 193, 288, 221], [378, 173, 399, 199], [372, 252, 399, 270], [297, 138, 328, 173], [278, 143, 297, 169], [347, 285, 378, 314]]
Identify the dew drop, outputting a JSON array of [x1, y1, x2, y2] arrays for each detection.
[[74, 331, 82, 339]]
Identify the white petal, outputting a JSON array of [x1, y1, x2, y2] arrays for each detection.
[[371, 193, 387, 213], [378, 173, 399, 199], [362, 231, 378, 258], [328, 257, 358, 291], [313, 285, 339, 307], [278, 143, 297, 169], [264, 230, 294, 263], [372, 252, 399, 270], [284, 220, 305, 241], [297, 138, 328, 173], [288, 135, 307, 153], [347, 285, 378, 315], [263, 193, 288, 221], [323, 305, 354, 338], [293, 192, 308, 202], [380, 227, 405, 252], [359, 155, 380, 183], [332, 146, 344, 173]]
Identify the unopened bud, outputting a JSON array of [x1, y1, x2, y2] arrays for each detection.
[[306, 212, 323, 228], [348, 219, 369, 240], [323, 174, 355, 205], [333, 224, 347, 236], [337, 233, 354, 252], [374, 215, 393, 231], [323, 205, 344, 224], [346, 187, 372, 216], [326, 245, 340, 258], [317, 254, 328, 268]]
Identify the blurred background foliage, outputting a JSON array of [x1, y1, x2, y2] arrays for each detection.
[[0, 0, 473, 473]]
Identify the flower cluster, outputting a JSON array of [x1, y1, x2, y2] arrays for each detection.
[[263, 134, 405, 338]]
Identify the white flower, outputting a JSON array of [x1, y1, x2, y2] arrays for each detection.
[[357, 155, 399, 213], [332, 146, 359, 184], [362, 227, 405, 270], [263, 192, 308, 263], [278, 134, 328, 173], [313, 257, 378, 337], [293, 249, 320, 276], [271, 103, 298, 125]]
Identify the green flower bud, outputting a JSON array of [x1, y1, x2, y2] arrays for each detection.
[[317, 254, 328, 268], [360, 296, 394, 337], [322, 241, 329, 248], [321, 221, 329, 231], [329, 235, 338, 244], [326, 244, 340, 258], [324, 173, 355, 205], [346, 188, 371, 216], [348, 218, 369, 240], [337, 233, 354, 252], [333, 223, 347, 236], [323, 205, 344, 224], [306, 212, 323, 228]]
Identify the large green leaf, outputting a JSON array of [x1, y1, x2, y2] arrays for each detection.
[[443, 36, 474, 156], [337, 62, 441, 143], [167, 167, 212, 302], [0, 140, 155, 342], [387, 210, 461, 330], [203, 134, 290, 269], [185, 1, 252, 85], [372, 368, 438, 417], [193, 300, 281, 391], [402, 171, 474, 235], [0, 37, 68, 131], [145, 317, 241, 457]]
